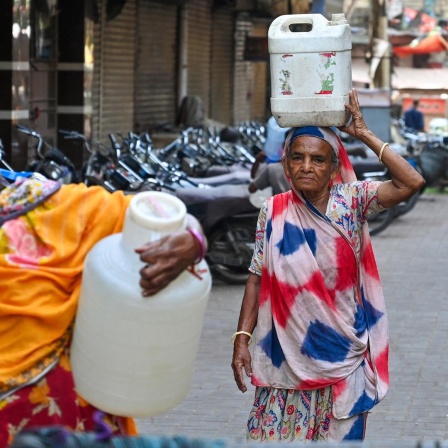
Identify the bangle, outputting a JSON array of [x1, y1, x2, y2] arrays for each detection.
[[379, 142, 389, 164], [187, 227, 206, 264], [231, 331, 253, 346]]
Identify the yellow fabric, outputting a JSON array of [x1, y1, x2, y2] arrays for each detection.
[[0, 183, 132, 393]]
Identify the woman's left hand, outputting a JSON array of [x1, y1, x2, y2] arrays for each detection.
[[338, 89, 370, 140], [135, 229, 201, 296], [339, 90, 425, 208]]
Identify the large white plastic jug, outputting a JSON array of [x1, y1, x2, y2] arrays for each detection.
[[269, 13, 352, 127], [70, 191, 212, 418]]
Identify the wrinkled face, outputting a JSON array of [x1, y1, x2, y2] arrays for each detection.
[[282, 136, 339, 195]]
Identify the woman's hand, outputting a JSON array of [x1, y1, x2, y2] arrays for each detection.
[[135, 227, 202, 296], [231, 339, 253, 393], [231, 273, 260, 392], [339, 90, 425, 208], [338, 89, 370, 140]]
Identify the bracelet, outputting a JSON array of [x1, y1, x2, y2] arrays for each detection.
[[187, 227, 206, 264], [378, 142, 389, 164], [231, 331, 253, 346]]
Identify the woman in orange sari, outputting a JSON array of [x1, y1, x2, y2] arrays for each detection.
[[0, 174, 206, 446]]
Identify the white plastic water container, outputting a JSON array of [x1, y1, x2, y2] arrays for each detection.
[[269, 13, 352, 127], [70, 191, 212, 418], [264, 116, 291, 162]]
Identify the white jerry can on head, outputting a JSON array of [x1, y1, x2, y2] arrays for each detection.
[[269, 13, 352, 128], [70, 191, 212, 418]]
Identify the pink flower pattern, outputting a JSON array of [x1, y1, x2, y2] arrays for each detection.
[[3, 218, 53, 266], [0, 177, 58, 266], [246, 386, 364, 442]]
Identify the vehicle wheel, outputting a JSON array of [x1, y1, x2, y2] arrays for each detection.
[[207, 220, 256, 285], [367, 208, 394, 236], [392, 192, 420, 219]]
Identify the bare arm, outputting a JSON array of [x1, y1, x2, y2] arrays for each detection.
[[248, 182, 258, 193], [339, 89, 425, 209], [231, 272, 260, 392], [251, 151, 266, 179], [249, 163, 270, 194]]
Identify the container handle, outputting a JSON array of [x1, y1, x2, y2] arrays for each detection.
[[276, 14, 329, 33]]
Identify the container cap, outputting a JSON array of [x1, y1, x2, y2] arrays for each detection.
[[330, 13, 349, 25], [128, 191, 186, 232]]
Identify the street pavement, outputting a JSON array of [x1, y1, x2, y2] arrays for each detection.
[[137, 193, 448, 442]]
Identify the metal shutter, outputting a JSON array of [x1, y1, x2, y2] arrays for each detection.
[[135, 1, 178, 132], [250, 21, 268, 122], [233, 16, 268, 124], [92, 0, 136, 144], [210, 5, 234, 125], [185, 0, 212, 114], [233, 17, 253, 124]]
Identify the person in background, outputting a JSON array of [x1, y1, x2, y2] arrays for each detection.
[[0, 175, 206, 446], [232, 89, 425, 442], [249, 117, 290, 196], [248, 162, 289, 197], [403, 99, 425, 132]]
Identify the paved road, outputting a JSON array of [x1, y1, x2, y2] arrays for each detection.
[[137, 193, 448, 442]]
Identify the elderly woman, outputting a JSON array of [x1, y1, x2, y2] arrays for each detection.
[[231, 89, 424, 442], [0, 174, 206, 446]]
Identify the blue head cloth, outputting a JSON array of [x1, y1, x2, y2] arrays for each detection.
[[285, 126, 340, 159]]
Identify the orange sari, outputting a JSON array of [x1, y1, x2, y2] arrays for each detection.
[[0, 181, 135, 438]]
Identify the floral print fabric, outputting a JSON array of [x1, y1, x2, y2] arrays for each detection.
[[249, 181, 384, 276], [0, 183, 131, 395], [2, 217, 55, 265], [250, 189, 389, 418], [0, 177, 60, 225], [0, 351, 136, 447], [245, 130, 388, 442], [0, 182, 136, 441], [247, 386, 365, 442]]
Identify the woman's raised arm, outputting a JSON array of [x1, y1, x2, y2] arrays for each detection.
[[339, 89, 425, 208]]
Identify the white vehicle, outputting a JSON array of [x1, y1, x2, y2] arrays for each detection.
[[429, 117, 448, 136]]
